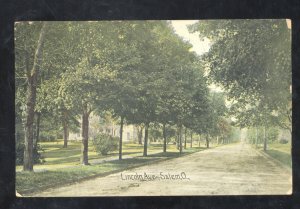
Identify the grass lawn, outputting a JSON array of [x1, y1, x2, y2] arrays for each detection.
[[16, 140, 207, 195], [263, 142, 292, 168], [266, 142, 292, 168], [17, 157, 157, 195]]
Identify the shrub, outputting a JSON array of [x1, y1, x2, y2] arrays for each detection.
[[16, 137, 45, 165], [93, 133, 118, 155], [279, 138, 289, 144]]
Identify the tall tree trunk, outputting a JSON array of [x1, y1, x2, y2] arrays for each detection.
[[62, 110, 68, 148], [206, 134, 209, 148], [81, 104, 90, 165], [24, 88, 35, 171], [119, 116, 124, 160], [143, 123, 149, 156], [263, 126, 267, 151], [63, 123, 68, 148], [184, 127, 187, 149], [34, 112, 41, 149], [23, 22, 48, 172], [137, 126, 143, 145], [176, 127, 180, 150], [190, 132, 193, 148], [179, 125, 183, 154], [255, 126, 258, 148], [198, 135, 201, 147], [163, 123, 167, 153]]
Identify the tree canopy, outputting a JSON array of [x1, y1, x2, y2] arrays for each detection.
[[189, 19, 291, 130], [16, 21, 219, 170], [15, 20, 288, 170]]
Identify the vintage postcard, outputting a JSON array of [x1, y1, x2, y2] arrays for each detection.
[[15, 20, 292, 196]]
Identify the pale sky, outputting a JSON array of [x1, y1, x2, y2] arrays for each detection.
[[171, 20, 223, 93], [171, 20, 211, 56]]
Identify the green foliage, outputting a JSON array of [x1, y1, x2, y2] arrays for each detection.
[[189, 20, 291, 130], [247, 127, 266, 144], [267, 127, 279, 142], [36, 113, 63, 141], [247, 126, 279, 144], [92, 133, 118, 155], [149, 127, 162, 142], [227, 127, 241, 142], [165, 125, 177, 143], [247, 128, 257, 144], [15, 20, 232, 164], [16, 139, 45, 165]]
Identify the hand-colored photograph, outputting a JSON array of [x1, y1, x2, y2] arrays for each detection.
[[15, 20, 292, 196]]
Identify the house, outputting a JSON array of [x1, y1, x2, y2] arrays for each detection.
[[69, 113, 138, 142], [278, 129, 291, 142]]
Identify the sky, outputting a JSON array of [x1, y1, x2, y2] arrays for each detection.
[[171, 20, 211, 56], [171, 20, 223, 93]]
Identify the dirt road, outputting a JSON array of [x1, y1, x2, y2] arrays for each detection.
[[34, 142, 292, 196]]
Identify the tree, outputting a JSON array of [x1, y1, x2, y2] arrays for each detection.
[[15, 22, 49, 171], [189, 20, 291, 150], [35, 22, 82, 148], [188, 92, 226, 148], [207, 92, 227, 144], [120, 21, 169, 157], [151, 22, 210, 154], [59, 22, 125, 164], [16, 22, 83, 159], [216, 118, 232, 144], [98, 21, 154, 159], [190, 131, 193, 148]]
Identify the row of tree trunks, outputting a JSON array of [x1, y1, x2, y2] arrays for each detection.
[[253, 126, 268, 151], [23, 22, 48, 172], [190, 132, 193, 148], [33, 110, 70, 150]]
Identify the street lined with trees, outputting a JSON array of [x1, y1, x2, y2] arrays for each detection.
[[16, 21, 227, 170], [15, 20, 291, 196]]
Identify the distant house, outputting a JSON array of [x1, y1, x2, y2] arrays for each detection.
[[278, 129, 291, 142], [68, 113, 138, 142]]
